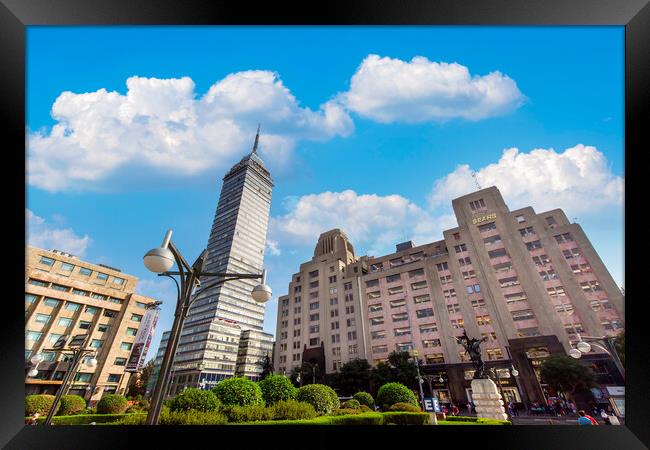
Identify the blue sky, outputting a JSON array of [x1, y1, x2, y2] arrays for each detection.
[[26, 26, 624, 362]]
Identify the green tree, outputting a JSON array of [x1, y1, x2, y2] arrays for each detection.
[[539, 355, 598, 398], [387, 351, 420, 390], [369, 362, 393, 396], [257, 353, 274, 380], [126, 360, 154, 398], [614, 330, 624, 367], [337, 358, 372, 395]]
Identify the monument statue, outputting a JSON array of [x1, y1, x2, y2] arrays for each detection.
[[455, 329, 489, 379]]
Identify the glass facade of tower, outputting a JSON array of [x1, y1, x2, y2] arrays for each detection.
[[165, 137, 274, 391]]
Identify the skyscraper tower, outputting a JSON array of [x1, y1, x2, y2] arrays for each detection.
[[166, 128, 274, 391]]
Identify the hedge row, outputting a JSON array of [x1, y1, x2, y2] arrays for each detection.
[[29, 413, 145, 425], [441, 416, 511, 425], [240, 412, 430, 426]]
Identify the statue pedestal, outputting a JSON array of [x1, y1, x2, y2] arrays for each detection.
[[470, 378, 508, 421]]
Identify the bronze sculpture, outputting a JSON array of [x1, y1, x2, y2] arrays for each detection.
[[456, 329, 489, 379]]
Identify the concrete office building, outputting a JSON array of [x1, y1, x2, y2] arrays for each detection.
[[166, 129, 274, 390], [25, 246, 160, 404], [273, 186, 624, 408], [235, 329, 275, 380]]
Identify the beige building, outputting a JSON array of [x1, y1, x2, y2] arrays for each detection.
[[25, 246, 160, 404], [273, 187, 624, 407]]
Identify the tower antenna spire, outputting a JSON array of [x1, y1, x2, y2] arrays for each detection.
[[471, 171, 482, 190], [252, 124, 261, 154]]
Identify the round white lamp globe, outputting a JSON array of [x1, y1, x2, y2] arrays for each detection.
[[251, 283, 272, 303], [569, 348, 582, 359], [577, 341, 592, 354], [30, 353, 44, 364], [28, 368, 39, 377], [143, 247, 175, 273]]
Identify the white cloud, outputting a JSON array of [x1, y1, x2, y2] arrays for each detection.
[[26, 209, 91, 256], [266, 239, 281, 256], [340, 54, 525, 123], [429, 144, 624, 215], [28, 71, 354, 192], [270, 190, 453, 257]]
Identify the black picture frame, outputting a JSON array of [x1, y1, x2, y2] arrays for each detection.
[[2, 0, 647, 448]]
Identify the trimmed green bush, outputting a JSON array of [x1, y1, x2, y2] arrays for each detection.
[[117, 414, 147, 425], [30, 413, 142, 425], [360, 405, 373, 412], [352, 391, 374, 408], [169, 388, 220, 412], [96, 394, 128, 414], [296, 384, 337, 415], [442, 416, 511, 425], [389, 402, 421, 412], [159, 409, 228, 425], [341, 399, 361, 409], [269, 400, 317, 421], [258, 374, 297, 405], [324, 386, 340, 410], [382, 412, 430, 425], [329, 412, 384, 425], [212, 377, 264, 406], [376, 383, 418, 410], [222, 405, 274, 423], [330, 408, 363, 416], [25, 394, 57, 416], [57, 395, 86, 416]]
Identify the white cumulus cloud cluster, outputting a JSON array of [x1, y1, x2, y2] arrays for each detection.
[[428, 144, 624, 215], [28, 71, 354, 192], [339, 54, 525, 123], [26, 209, 91, 256], [270, 190, 454, 257]]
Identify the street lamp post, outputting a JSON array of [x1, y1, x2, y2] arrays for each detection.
[[409, 348, 425, 408], [143, 229, 272, 425], [43, 346, 97, 425], [568, 334, 625, 381]]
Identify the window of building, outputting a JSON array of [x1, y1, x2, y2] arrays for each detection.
[[75, 373, 92, 382], [488, 248, 507, 259], [422, 339, 441, 348], [51, 284, 69, 292], [478, 222, 497, 233], [451, 318, 465, 329], [47, 333, 63, 344], [411, 281, 428, 291], [34, 313, 51, 324], [368, 304, 383, 314], [526, 240, 542, 251], [331, 334, 340, 343], [108, 297, 122, 304], [518, 227, 535, 237], [453, 232, 461, 240], [371, 330, 386, 339], [130, 313, 142, 322], [310, 314, 319, 322], [546, 216, 557, 227], [347, 331, 357, 340], [498, 276, 520, 288], [511, 310, 536, 321], [443, 289, 456, 299], [90, 339, 103, 348], [329, 275, 337, 283], [516, 327, 541, 337], [386, 274, 401, 283], [389, 258, 404, 268], [372, 344, 388, 354], [515, 215, 525, 223], [104, 310, 116, 318], [476, 315, 491, 326], [96, 272, 109, 281], [419, 323, 437, 334], [331, 321, 339, 330], [97, 324, 110, 333], [78, 267, 92, 276], [309, 337, 320, 346], [454, 243, 467, 253], [370, 317, 385, 326], [563, 248, 581, 259], [90, 293, 107, 301], [366, 279, 379, 288], [458, 257, 471, 266], [330, 309, 339, 318], [120, 342, 132, 351], [425, 354, 445, 364], [504, 292, 527, 304], [413, 294, 430, 304], [309, 281, 319, 289], [546, 286, 566, 298], [28, 278, 48, 287], [39, 256, 55, 266], [388, 286, 404, 295], [344, 282, 352, 291], [43, 298, 61, 308], [554, 233, 574, 244], [60, 262, 75, 272], [392, 312, 409, 322], [388, 298, 406, 308], [471, 298, 487, 308], [114, 357, 127, 366], [416, 308, 434, 318], [345, 293, 354, 303], [346, 317, 356, 327], [309, 270, 319, 278], [309, 325, 319, 334], [57, 317, 73, 328], [486, 348, 504, 360], [78, 321, 91, 330], [113, 277, 125, 285], [469, 198, 487, 211], [294, 318, 301, 325], [446, 303, 461, 314], [532, 254, 551, 266], [481, 332, 497, 341], [126, 327, 137, 337], [294, 286, 302, 293], [539, 269, 558, 281], [309, 302, 319, 310], [436, 262, 449, 272], [440, 275, 452, 284], [107, 374, 121, 383], [26, 331, 43, 342], [345, 306, 354, 315]]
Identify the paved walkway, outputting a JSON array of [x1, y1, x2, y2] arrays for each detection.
[[511, 415, 625, 426]]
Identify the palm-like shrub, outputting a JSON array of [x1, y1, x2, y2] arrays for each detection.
[[376, 383, 418, 410], [169, 388, 220, 412], [352, 391, 375, 408], [57, 395, 86, 415], [212, 377, 264, 406], [258, 374, 297, 405], [96, 394, 128, 414], [296, 384, 337, 415]]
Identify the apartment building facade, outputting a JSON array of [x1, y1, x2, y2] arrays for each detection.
[[25, 246, 160, 403], [273, 187, 624, 407]]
